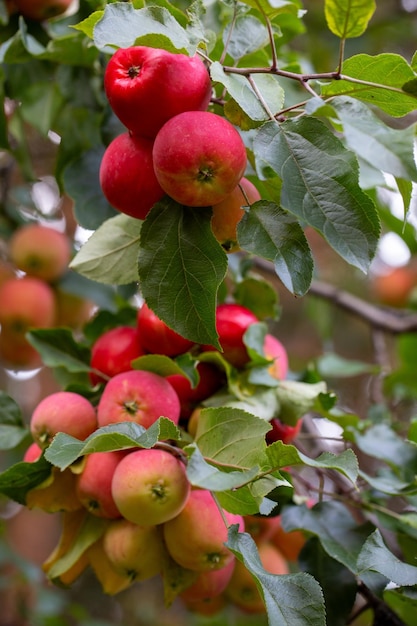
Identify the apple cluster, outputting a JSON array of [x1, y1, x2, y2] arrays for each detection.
[[18, 298, 301, 615], [99, 45, 256, 252], [0, 222, 93, 369]]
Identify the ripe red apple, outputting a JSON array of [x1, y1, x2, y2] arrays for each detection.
[[244, 514, 281, 544], [9, 223, 72, 283], [225, 541, 289, 614], [111, 448, 190, 526], [104, 46, 212, 139], [103, 518, 166, 582], [165, 362, 225, 420], [152, 111, 247, 207], [264, 333, 289, 380], [30, 391, 98, 449], [89, 325, 146, 385], [163, 488, 244, 572], [99, 131, 165, 220], [266, 417, 302, 445], [13, 0, 72, 20], [76, 450, 127, 519], [202, 302, 259, 368], [211, 177, 261, 252], [180, 558, 235, 603], [96, 369, 181, 428], [137, 302, 195, 356]]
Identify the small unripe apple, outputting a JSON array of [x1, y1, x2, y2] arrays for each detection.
[[111, 448, 191, 526], [89, 325, 146, 385], [99, 131, 165, 220], [96, 369, 181, 428], [104, 46, 212, 139], [30, 391, 98, 448], [137, 302, 195, 356], [152, 111, 247, 207]]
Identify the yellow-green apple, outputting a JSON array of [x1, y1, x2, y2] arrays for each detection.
[[87, 538, 133, 595], [180, 558, 235, 604], [96, 369, 181, 428], [30, 391, 98, 449], [136, 301, 195, 356], [264, 333, 289, 380], [166, 362, 225, 420], [13, 0, 72, 20], [75, 450, 127, 519], [9, 223, 72, 283], [202, 302, 259, 368], [211, 177, 261, 253], [152, 111, 247, 207], [103, 46, 212, 139], [99, 131, 165, 220], [111, 448, 190, 526], [89, 325, 146, 385], [102, 518, 166, 582], [54, 287, 95, 330], [163, 488, 244, 572], [225, 541, 289, 613]]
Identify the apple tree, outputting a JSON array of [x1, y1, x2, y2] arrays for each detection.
[[1, 1, 417, 625]]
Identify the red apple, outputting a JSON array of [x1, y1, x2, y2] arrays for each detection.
[[89, 325, 146, 385], [180, 559, 235, 603], [263, 333, 289, 380], [96, 369, 181, 428], [99, 131, 165, 220], [152, 111, 247, 207], [270, 516, 306, 562], [30, 391, 98, 448], [111, 448, 190, 526], [163, 488, 244, 572], [103, 517, 166, 582], [9, 223, 72, 283], [13, 0, 72, 20], [202, 302, 259, 368], [166, 362, 225, 420], [104, 46, 212, 139], [211, 177, 261, 253], [137, 302, 195, 356], [266, 417, 302, 445], [76, 450, 127, 519], [372, 265, 417, 308]]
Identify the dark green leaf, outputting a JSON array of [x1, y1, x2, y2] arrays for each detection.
[[357, 529, 417, 586], [26, 328, 91, 373], [0, 456, 52, 505]]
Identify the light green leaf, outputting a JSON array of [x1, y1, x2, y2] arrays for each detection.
[[274, 380, 328, 425], [317, 352, 380, 378], [70, 213, 142, 286], [321, 54, 417, 118], [254, 118, 380, 272], [239, 0, 303, 19], [223, 15, 269, 60], [0, 392, 28, 450], [27, 328, 91, 373], [226, 526, 327, 626], [238, 201, 313, 296], [325, 0, 376, 39], [357, 530, 417, 586], [138, 199, 228, 348], [185, 443, 260, 490]]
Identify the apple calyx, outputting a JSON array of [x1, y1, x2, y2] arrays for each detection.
[[127, 64, 141, 79]]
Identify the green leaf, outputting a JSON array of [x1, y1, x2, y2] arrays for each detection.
[[254, 118, 380, 272], [226, 526, 327, 626], [357, 529, 417, 586], [211, 63, 285, 123], [240, 0, 303, 19], [324, 0, 376, 39], [238, 201, 314, 296], [332, 97, 417, 182], [384, 587, 417, 626], [353, 423, 417, 471], [131, 354, 187, 377], [317, 352, 380, 378], [234, 275, 281, 321], [0, 392, 28, 450], [185, 443, 260, 491], [274, 380, 328, 425], [93, 3, 193, 53], [26, 328, 91, 373], [138, 199, 228, 348], [202, 387, 281, 421], [0, 456, 52, 505], [321, 54, 417, 118], [223, 15, 269, 60], [194, 407, 270, 468], [70, 213, 142, 285]]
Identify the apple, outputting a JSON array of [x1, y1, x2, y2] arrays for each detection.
[[165, 362, 225, 420], [211, 177, 261, 252], [102, 518, 166, 582], [54, 287, 95, 330], [0, 258, 16, 287], [30, 390, 98, 448], [9, 223, 72, 283], [225, 541, 289, 613], [104, 46, 212, 139], [181, 594, 227, 617], [0, 332, 44, 369], [87, 538, 133, 596], [180, 558, 235, 603], [263, 333, 289, 380], [372, 265, 417, 308], [202, 302, 259, 368], [99, 131, 165, 220], [96, 369, 181, 428], [111, 448, 190, 526], [89, 325, 146, 385], [13, 0, 72, 21], [266, 417, 302, 445], [76, 450, 127, 519], [163, 488, 245, 572], [136, 302, 195, 356], [152, 111, 247, 207], [244, 514, 281, 544], [270, 514, 306, 561]]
